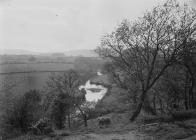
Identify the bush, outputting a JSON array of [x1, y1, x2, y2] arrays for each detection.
[[1, 90, 42, 138], [49, 93, 69, 129]]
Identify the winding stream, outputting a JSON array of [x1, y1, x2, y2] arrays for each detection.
[[80, 72, 107, 102]]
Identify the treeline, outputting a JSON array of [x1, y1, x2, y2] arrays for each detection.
[[96, 0, 196, 121]]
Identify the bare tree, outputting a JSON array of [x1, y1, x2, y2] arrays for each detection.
[[45, 69, 87, 128], [179, 38, 196, 109], [96, 0, 196, 121]]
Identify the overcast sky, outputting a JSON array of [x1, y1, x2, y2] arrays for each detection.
[[0, 0, 194, 53]]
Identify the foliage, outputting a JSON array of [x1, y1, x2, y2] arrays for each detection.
[[0, 90, 42, 138], [96, 0, 196, 121], [44, 69, 87, 128]]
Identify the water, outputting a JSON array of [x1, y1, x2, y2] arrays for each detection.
[[80, 80, 107, 102], [97, 71, 103, 76]]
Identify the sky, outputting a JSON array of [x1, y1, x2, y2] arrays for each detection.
[[0, 0, 195, 53]]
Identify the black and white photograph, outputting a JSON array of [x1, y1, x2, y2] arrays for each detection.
[[0, 0, 196, 139]]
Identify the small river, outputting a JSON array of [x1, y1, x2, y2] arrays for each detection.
[[80, 72, 108, 102]]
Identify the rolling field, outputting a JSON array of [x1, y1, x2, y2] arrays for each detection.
[[0, 56, 105, 96], [0, 63, 74, 73], [0, 63, 75, 95]]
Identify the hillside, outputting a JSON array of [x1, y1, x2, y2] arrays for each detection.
[[64, 50, 98, 57], [8, 111, 196, 140], [0, 49, 98, 57], [2, 61, 196, 140]]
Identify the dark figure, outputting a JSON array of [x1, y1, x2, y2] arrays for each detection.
[[98, 117, 111, 128]]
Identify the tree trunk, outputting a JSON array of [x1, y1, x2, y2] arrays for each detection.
[[58, 116, 63, 129], [189, 88, 192, 109], [68, 113, 71, 128], [153, 92, 156, 114], [76, 105, 88, 127], [190, 76, 195, 108], [184, 71, 189, 110], [130, 90, 147, 122], [159, 98, 164, 114], [143, 97, 156, 115], [84, 115, 88, 127], [184, 90, 189, 110]]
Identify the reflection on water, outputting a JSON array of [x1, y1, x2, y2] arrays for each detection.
[[97, 71, 103, 76], [80, 80, 107, 102]]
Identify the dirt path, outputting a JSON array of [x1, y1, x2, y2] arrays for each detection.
[[57, 131, 154, 140]]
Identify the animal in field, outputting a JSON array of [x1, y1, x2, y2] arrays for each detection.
[[97, 116, 111, 128]]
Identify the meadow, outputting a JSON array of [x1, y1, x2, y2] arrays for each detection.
[[0, 63, 74, 73], [0, 55, 105, 96]]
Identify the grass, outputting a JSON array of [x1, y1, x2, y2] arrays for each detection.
[[5, 111, 196, 140], [0, 63, 75, 95], [0, 63, 74, 73]]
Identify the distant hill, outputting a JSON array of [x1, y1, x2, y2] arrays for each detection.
[[0, 49, 38, 55], [0, 49, 98, 57], [64, 49, 98, 57]]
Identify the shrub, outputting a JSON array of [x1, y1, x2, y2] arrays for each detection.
[[1, 90, 42, 138]]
